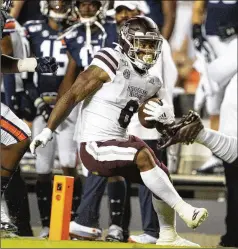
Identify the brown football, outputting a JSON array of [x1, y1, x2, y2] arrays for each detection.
[[138, 97, 163, 129]]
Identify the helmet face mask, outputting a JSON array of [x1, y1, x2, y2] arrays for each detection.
[[75, 0, 108, 24], [40, 0, 73, 23], [120, 16, 163, 71]]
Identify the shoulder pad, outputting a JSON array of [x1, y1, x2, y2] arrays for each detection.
[[3, 18, 17, 34]]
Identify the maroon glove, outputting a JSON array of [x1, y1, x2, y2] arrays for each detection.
[[157, 110, 204, 150]]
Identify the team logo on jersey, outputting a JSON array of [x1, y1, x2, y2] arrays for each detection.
[[128, 86, 147, 100], [29, 24, 42, 33], [123, 69, 130, 79], [77, 36, 84, 44], [65, 31, 78, 39], [149, 77, 155, 85], [42, 30, 49, 37], [121, 59, 128, 67]]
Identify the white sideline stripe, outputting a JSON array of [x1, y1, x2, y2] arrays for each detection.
[[86, 141, 137, 161]]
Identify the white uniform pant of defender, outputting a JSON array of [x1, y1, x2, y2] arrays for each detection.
[[33, 107, 78, 174], [219, 74, 237, 137], [205, 35, 237, 115], [1, 103, 31, 146]]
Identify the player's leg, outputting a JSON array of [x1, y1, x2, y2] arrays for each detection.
[[1, 104, 31, 236], [218, 74, 238, 247], [105, 176, 126, 242], [3, 93, 35, 237], [4, 167, 33, 236], [129, 140, 159, 244], [121, 179, 131, 242], [196, 87, 225, 174], [56, 111, 82, 220], [33, 116, 56, 238], [134, 144, 207, 247], [196, 36, 236, 174], [80, 136, 207, 247], [69, 172, 107, 240], [219, 159, 238, 247]]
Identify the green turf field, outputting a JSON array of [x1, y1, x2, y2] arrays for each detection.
[[1, 238, 217, 248], [0, 238, 172, 248]]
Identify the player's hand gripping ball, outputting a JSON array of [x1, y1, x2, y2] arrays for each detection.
[[138, 97, 175, 131]]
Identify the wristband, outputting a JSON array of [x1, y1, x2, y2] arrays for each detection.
[[17, 58, 37, 72]]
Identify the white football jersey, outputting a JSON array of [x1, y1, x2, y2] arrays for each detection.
[[79, 46, 163, 142]]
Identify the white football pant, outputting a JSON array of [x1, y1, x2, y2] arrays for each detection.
[[33, 106, 78, 174]]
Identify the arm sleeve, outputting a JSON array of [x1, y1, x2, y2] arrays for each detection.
[[196, 128, 238, 163]]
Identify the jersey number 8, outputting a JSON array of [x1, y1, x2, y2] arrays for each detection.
[[118, 100, 139, 129]]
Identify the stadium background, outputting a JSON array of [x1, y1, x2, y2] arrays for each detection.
[[1, 0, 236, 247]]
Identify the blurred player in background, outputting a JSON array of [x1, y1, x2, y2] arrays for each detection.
[[192, 2, 237, 245], [145, 0, 177, 41], [1, 14, 35, 236], [1, 0, 58, 237], [192, 0, 238, 174], [31, 16, 208, 248], [10, 0, 44, 25], [23, 0, 82, 238], [56, 0, 126, 242]]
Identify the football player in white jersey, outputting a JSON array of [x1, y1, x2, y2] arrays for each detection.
[[192, 0, 238, 173], [0, 0, 58, 236], [31, 16, 208, 247], [113, 1, 178, 244]]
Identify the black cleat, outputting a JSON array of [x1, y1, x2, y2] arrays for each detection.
[[105, 225, 124, 242]]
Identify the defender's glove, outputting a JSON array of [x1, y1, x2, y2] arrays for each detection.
[[30, 128, 53, 155], [192, 24, 216, 63], [34, 97, 52, 123], [35, 57, 58, 74], [218, 24, 238, 41], [157, 111, 204, 149], [143, 100, 175, 125]]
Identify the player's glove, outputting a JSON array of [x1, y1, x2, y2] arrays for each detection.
[[35, 56, 58, 74], [192, 24, 216, 63], [143, 100, 175, 125], [34, 97, 52, 123], [157, 110, 204, 150], [30, 128, 53, 155], [218, 24, 238, 41]]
